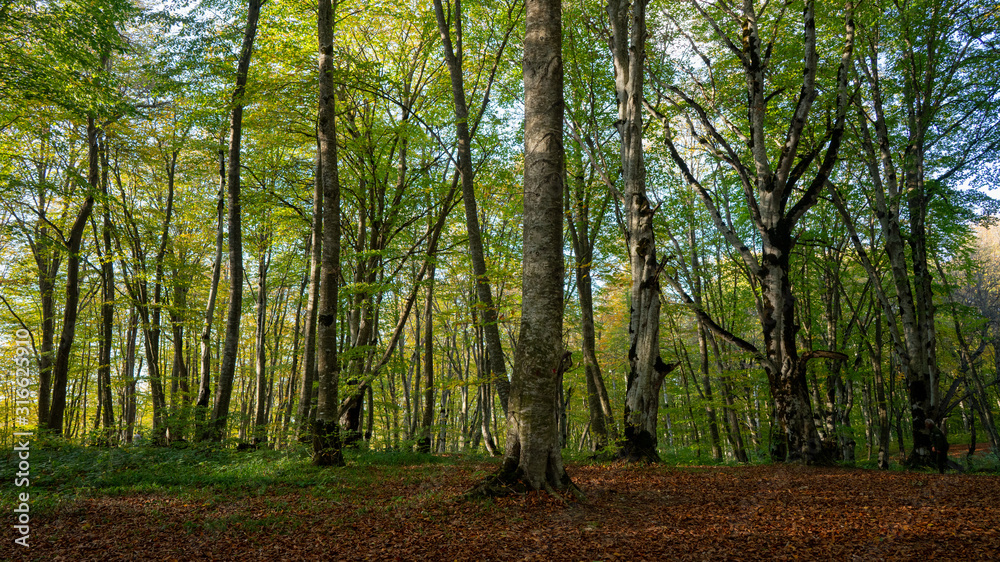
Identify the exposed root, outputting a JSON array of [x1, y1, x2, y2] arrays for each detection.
[[463, 464, 583, 502]]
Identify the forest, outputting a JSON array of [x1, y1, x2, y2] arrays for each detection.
[[3, 0, 1000, 542]]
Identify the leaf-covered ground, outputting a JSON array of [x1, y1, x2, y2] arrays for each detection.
[[5, 455, 1000, 561]]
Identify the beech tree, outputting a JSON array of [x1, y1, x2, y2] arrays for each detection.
[[433, 0, 518, 414], [832, 0, 1000, 465], [471, 0, 575, 495], [652, 0, 855, 462], [563, 0, 617, 452], [607, 0, 680, 462], [4, 0, 1000, 467], [208, 0, 263, 442], [312, 0, 344, 466]]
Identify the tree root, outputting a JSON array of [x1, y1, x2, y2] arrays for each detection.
[[463, 464, 583, 502]]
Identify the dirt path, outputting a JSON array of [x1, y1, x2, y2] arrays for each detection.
[[7, 464, 999, 561]]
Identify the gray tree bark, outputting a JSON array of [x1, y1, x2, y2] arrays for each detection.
[[470, 0, 575, 496], [608, 0, 677, 462], [657, 0, 855, 462], [312, 0, 344, 466]]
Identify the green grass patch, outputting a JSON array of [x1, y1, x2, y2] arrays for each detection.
[[0, 441, 497, 516]]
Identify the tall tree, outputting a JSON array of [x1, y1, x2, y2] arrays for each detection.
[[252, 225, 272, 444], [312, 0, 344, 466], [95, 134, 115, 445], [209, 0, 263, 441], [471, 0, 575, 495], [296, 152, 323, 440], [563, 5, 618, 451], [194, 147, 226, 440], [47, 119, 96, 435], [836, 0, 1000, 465], [654, 0, 854, 462], [608, 0, 679, 462], [432, 0, 515, 414]]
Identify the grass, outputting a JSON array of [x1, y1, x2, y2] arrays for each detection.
[[0, 440, 496, 516], [5, 438, 998, 516]]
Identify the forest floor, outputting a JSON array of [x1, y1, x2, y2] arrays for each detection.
[[3, 445, 1000, 561]]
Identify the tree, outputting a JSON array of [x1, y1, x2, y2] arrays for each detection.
[[653, 0, 855, 462], [47, 124, 95, 436], [834, 0, 1000, 465], [312, 0, 344, 466], [94, 127, 115, 445], [470, 0, 576, 495], [607, 0, 679, 462], [432, 0, 517, 414], [195, 147, 226, 440], [208, 0, 263, 442], [563, 1, 618, 452]]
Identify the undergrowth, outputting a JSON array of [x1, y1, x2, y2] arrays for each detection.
[[0, 440, 494, 515]]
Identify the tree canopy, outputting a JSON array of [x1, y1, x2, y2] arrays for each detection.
[[2, 0, 999, 482]]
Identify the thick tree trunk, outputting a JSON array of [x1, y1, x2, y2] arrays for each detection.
[[657, 0, 854, 463], [609, 0, 674, 462], [470, 0, 574, 496], [312, 0, 344, 466], [853, 39, 937, 465], [210, 0, 261, 442]]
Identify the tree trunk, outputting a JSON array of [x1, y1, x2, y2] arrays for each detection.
[[469, 0, 574, 496], [691, 228, 722, 461], [433, 0, 511, 413], [297, 153, 323, 440], [280, 253, 308, 447], [195, 150, 225, 441], [312, 0, 344, 466], [609, 0, 675, 462], [253, 240, 271, 443], [47, 116, 96, 436], [210, 0, 261, 442], [168, 277, 189, 442], [657, 0, 854, 463], [417, 264, 436, 454], [566, 141, 615, 451], [96, 136, 115, 445], [31, 184, 60, 430]]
